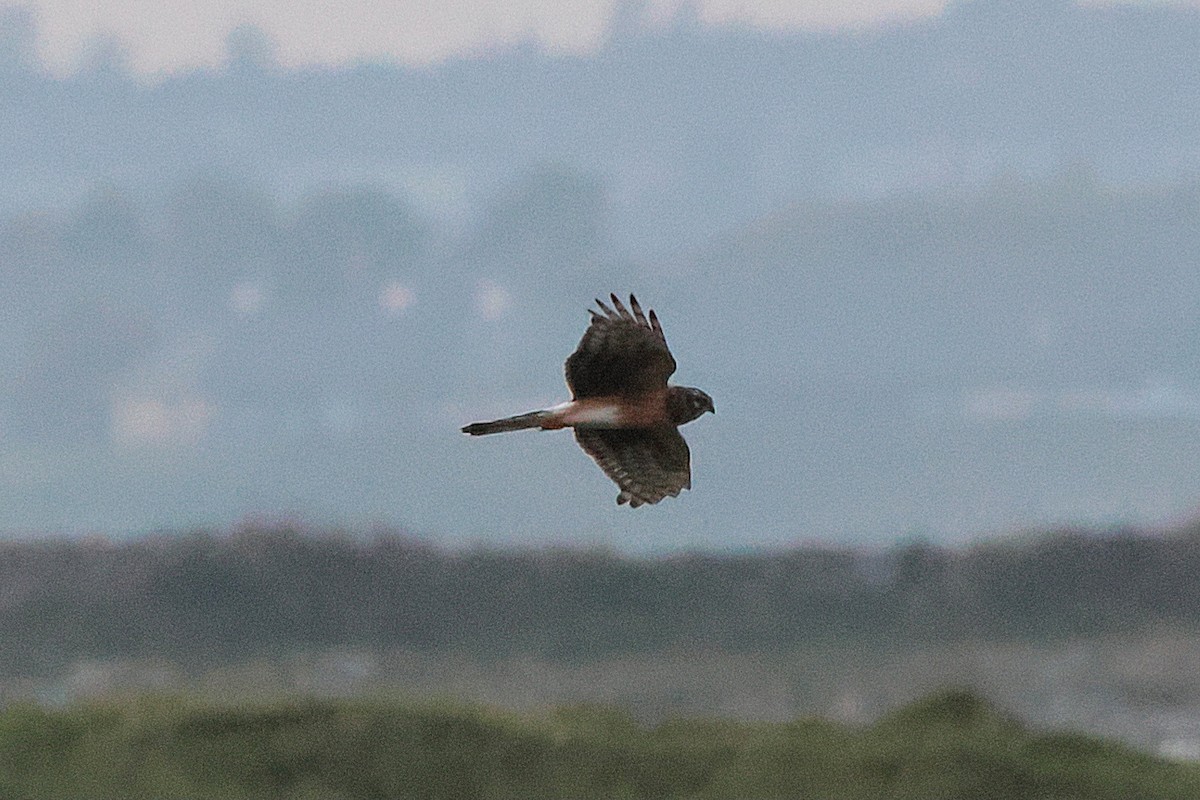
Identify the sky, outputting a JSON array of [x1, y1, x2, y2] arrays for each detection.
[[14, 1, 1189, 77], [6, 0, 1200, 547], [19, 0, 951, 76]]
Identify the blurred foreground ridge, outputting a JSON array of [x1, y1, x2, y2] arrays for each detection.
[[2, 689, 1199, 799]]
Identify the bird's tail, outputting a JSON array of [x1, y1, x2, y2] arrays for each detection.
[[462, 410, 550, 436]]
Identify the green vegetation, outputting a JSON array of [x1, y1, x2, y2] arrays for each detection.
[[1, 690, 1197, 799]]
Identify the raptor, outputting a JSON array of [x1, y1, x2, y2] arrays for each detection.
[[462, 294, 714, 507]]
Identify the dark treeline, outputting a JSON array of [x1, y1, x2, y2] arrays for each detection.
[[3, 523, 1198, 677]]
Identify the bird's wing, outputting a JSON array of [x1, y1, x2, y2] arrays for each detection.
[[565, 293, 676, 399], [573, 426, 691, 507]]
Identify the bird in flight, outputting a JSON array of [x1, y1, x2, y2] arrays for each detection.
[[462, 294, 714, 507]]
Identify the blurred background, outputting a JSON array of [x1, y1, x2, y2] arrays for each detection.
[[6, 0, 1200, 775]]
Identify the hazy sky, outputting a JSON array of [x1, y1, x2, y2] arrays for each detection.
[[18, 1, 1187, 78], [20, 0, 957, 76]]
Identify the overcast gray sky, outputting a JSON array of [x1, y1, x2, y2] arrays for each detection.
[[20, 0, 957, 76], [23, 1, 1187, 78]]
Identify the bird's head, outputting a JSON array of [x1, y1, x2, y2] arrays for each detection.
[[668, 386, 715, 425]]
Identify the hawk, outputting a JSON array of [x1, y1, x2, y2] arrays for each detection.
[[462, 294, 714, 507]]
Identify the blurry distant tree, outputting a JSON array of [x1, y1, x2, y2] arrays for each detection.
[[0, 5, 36, 74], [281, 189, 427, 306], [225, 24, 278, 75], [469, 166, 608, 279], [61, 188, 146, 266], [164, 178, 281, 296], [11, 299, 155, 443], [79, 33, 131, 81]]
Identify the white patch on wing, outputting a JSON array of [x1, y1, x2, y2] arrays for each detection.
[[556, 401, 620, 427]]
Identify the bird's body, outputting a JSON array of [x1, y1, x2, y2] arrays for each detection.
[[462, 294, 714, 507]]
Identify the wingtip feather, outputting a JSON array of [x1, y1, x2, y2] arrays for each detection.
[[629, 294, 649, 326], [609, 293, 630, 320]]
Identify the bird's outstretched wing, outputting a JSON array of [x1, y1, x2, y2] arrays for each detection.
[[565, 293, 676, 398], [574, 426, 691, 507]]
